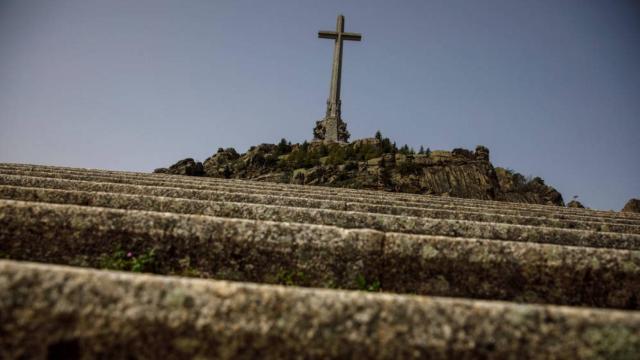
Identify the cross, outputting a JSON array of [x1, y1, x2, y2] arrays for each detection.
[[318, 15, 362, 140]]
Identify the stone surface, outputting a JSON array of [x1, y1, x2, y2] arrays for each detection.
[[1, 162, 640, 357], [2, 260, 640, 359], [1, 164, 636, 223], [313, 117, 350, 143], [2, 199, 640, 309], [0, 163, 631, 220], [154, 158, 203, 176], [474, 145, 490, 161], [623, 198, 640, 213], [568, 200, 586, 208], [202, 147, 241, 177], [495, 167, 564, 206], [2, 183, 640, 248]]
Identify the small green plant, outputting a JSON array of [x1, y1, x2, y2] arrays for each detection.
[[356, 274, 381, 292], [99, 247, 157, 273], [275, 269, 307, 286], [130, 248, 156, 272]]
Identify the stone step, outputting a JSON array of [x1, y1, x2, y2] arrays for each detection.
[[2, 260, 640, 359], [3, 163, 638, 222], [2, 184, 640, 251], [2, 169, 639, 232], [5, 174, 640, 238], [6, 163, 640, 223], [2, 199, 640, 309]]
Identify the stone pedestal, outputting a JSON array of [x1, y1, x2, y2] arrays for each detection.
[[313, 117, 350, 142]]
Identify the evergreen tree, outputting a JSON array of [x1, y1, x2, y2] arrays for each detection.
[[375, 130, 383, 142], [399, 144, 410, 155], [277, 138, 291, 154]]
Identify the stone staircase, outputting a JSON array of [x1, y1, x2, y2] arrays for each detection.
[[1, 163, 639, 358]]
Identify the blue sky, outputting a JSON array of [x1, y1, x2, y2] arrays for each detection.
[[0, 0, 638, 210]]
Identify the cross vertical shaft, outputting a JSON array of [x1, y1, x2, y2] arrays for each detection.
[[328, 15, 344, 118], [315, 15, 362, 142]]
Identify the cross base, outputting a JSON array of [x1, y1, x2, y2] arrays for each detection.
[[313, 116, 350, 143]]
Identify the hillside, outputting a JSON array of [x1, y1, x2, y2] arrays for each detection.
[[155, 135, 564, 206]]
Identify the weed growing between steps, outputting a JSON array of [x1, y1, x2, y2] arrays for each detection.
[[99, 247, 157, 273], [356, 274, 381, 292]]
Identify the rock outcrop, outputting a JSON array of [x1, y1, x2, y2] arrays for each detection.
[[154, 158, 203, 176], [567, 200, 585, 209], [623, 199, 640, 213], [157, 139, 565, 206]]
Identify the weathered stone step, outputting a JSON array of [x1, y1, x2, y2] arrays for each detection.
[[2, 199, 640, 309], [3, 163, 638, 222], [3, 184, 640, 251], [29, 164, 640, 220], [2, 260, 640, 359], [2, 168, 638, 231], [0, 174, 640, 234], [5, 163, 639, 223]]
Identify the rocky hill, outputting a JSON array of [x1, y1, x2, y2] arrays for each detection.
[[155, 135, 564, 206]]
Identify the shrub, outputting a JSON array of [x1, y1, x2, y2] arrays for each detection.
[[326, 146, 347, 165]]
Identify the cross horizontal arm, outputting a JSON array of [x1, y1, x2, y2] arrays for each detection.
[[342, 32, 362, 41], [318, 31, 338, 39]]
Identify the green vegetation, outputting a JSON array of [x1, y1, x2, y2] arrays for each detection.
[[279, 131, 424, 170], [275, 269, 307, 286], [276, 138, 293, 155], [418, 146, 431, 156], [397, 158, 421, 176], [99, 247, 157, 273], [281, 141, 322, 169], [356, 274, 381, 292], [398, 144, 415, 155]]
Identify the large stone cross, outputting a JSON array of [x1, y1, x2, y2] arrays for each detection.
[[314, 15, 362, 143]]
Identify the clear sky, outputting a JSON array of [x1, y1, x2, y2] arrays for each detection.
[[1, 0, 638, 210]]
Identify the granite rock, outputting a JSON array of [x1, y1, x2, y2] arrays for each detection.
[[623, 199, 640, 213], [2, 260, 640, 359]]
